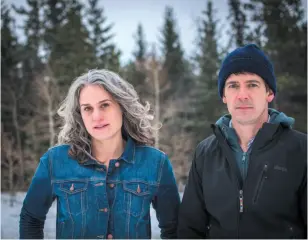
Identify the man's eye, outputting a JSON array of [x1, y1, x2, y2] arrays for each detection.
[[248, 83, 258, 88], [229, 84, 238, 88]]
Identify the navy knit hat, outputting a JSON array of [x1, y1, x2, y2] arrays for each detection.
[[218, 44, 276, 98]]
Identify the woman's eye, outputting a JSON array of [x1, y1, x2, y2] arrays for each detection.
[[101, 103, 110, 108], [84, 107, 92, 111]]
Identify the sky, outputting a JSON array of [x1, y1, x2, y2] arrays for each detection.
[[5, 0, 307, 65]]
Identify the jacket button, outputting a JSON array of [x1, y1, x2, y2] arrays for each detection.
[[99, 208, 108, 212], [109, 183, 115, 188], [115, 162, 120, 167], [107, 234, 113, 239]]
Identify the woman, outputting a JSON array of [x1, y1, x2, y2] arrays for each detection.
[[19, 69, 180, 239]]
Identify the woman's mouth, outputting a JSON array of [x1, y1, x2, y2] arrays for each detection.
[[94, 124, 109, 129]]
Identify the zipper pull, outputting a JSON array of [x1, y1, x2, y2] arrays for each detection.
[[239, 190, 244, 213], [242, 152, 246, 163]]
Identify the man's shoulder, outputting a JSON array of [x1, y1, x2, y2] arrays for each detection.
[[285, 128, 307, 152], [280, 128, 306, 146], [288, 128, 307, 140]]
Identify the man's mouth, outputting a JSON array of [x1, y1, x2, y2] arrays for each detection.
[[236, 105, 253, 109]]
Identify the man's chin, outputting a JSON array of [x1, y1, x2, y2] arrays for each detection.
[[234, 117, 258, 125]]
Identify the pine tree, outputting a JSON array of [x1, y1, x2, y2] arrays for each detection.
[[104, 44, 121, 72], [245, 0, 307, 132], [124, 23, 149, 101], [1, 1, 26, 189], [1, 1, 19, 80], [133, 23, 147, 62], [42, 0, 68, 55], [13, 0, 42, 71], [86, 0, 119, 69], [12, 0, 44, 125], [193, 0, 225, 142], [228, 0, 248, 47], [160, 6, 185, 95], [46, 0, 95, 92]]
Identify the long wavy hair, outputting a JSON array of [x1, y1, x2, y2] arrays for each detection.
[[57, 69, 157, 163]]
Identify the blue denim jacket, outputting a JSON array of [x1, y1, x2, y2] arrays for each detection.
[[19, 137, 180, 239]]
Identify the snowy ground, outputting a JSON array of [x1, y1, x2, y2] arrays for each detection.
[[1, 192, 183, 239]]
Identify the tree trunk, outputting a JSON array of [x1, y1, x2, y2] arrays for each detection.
[[153, 67, 160, 149], [11, 94, 24, 189]]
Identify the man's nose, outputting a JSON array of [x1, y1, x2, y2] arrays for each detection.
[[236, 86, 249, 100]]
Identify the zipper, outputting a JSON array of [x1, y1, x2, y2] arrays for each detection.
[[289, 225, 294, 239], [214, 127, 245, 239], [206, 224, 211, 237], [241, 152, 247, 179], [253, 164, 268, 204], [237, 189, 243, 238], [239, 189, 244, 213]]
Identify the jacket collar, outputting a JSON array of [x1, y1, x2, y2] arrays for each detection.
[[212, 122, 283, 152], [119, 135, 135, 164], [82, 135, 136, 165]]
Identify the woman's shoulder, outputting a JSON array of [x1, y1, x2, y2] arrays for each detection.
[[135, 144, 168, 159], [133, 145, 173, 175], [40, 144, 71, 162], [47, 144, 71, 154]]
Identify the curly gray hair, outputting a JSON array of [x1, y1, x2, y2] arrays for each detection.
[[57, 69, 156, 163]]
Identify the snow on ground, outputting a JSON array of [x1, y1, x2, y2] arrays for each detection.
[[1, 192, 183, 239]]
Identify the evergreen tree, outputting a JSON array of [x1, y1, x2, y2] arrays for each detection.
[[228, 0, 248, 47], [46, 0, 95, 92], [104, 44, 121, 72], [1, 1, 27, 189], [160, 6, 185, 95], [12, 0, 44, 125], [193, 0, 225, 142], [133, 23, 147, 62], [13, 0, 42, 71], [125, 23, 148, 101], [1, 1, 19, 81], [86, 0, 116, 68], [245, 0, 307, 132], [42, 0, 68, 55]]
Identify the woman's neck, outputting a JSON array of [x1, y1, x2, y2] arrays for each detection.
[[91, 134, 125, 167]]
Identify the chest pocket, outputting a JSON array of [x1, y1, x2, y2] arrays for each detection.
[[123, 181, 151, 217], [59, 181, 88, 216]]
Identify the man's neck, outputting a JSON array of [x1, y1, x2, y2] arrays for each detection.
[[232, 111, 269, 152], [91, 133, 125, 167]]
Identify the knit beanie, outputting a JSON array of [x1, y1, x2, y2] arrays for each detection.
[[218, 44, 276, 98]]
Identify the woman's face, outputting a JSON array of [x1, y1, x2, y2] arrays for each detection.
[[79, 84, 123, 142]]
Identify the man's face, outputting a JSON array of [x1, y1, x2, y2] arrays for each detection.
[[223, 73, 274, 125]]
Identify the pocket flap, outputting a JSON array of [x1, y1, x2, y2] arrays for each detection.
[[123, 181, 150, 196], [59, 181, 88, 194]]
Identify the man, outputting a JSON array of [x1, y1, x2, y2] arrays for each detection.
[[178, 44, 307, 238]]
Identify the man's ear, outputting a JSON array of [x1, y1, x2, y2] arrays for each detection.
[[267, 89, 275, 103], [222, 95, 227, 104]]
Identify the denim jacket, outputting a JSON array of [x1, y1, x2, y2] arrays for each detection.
[[19, 137, 180, 239]]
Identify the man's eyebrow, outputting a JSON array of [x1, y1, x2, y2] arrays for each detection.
[[225, 81, 238, 86], [246, 80, 261, 84], [80, 99, 112, 107]]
